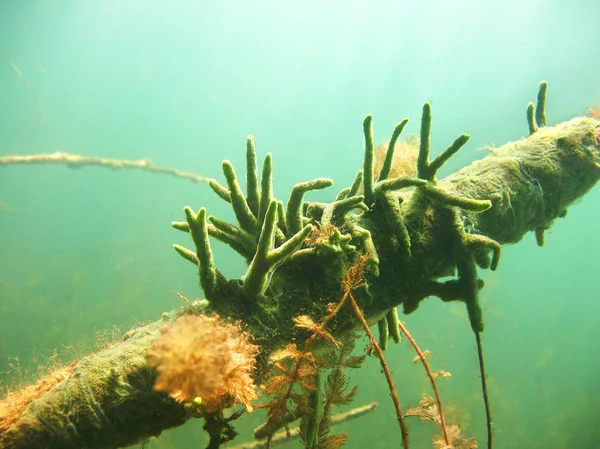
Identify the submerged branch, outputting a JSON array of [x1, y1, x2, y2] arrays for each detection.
[[0, 152, 209, 183], [2, 83, 599, 449], [231, 402, 378, 449]]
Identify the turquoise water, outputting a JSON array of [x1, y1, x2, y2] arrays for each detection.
[[1, 1, 599, 448]]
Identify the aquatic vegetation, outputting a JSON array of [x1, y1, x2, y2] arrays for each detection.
[[401, 322, 451, 445], [256, 253, 405, 449], [146, 314, 258, 411], [1, 82, 599, 449]]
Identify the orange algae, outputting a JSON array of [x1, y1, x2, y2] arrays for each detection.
[[373, 135, 419, 180], [0, 362, 75, 435], [146, 314, 259, 411]]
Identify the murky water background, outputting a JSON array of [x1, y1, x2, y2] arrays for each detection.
[[1, 1, 599, 448]]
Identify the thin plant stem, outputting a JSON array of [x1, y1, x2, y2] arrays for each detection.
[[347, 293, 410, 449], [0, 152, 209, 183], [397, 321, 449, 446], [243, 402, 379, 449], [475, 331, 493, 449]]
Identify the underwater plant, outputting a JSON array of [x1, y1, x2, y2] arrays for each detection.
[[1, 82, 599, 449], [145, 314, 259, 410]]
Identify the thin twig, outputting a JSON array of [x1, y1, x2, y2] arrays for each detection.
[[0, 152, 209, 183], [397, 321, 449, 445], [347, 293, 410, 449], [475, 331, 493, 449], [234, 402, 378, 449], [176, 292, 195, 314]]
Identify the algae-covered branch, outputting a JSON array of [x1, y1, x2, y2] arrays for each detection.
[[174, 82, 600, 342], [1, 83, 599, 449]]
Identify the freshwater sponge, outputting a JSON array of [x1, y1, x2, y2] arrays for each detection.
[[146, 314, 259, 411]]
